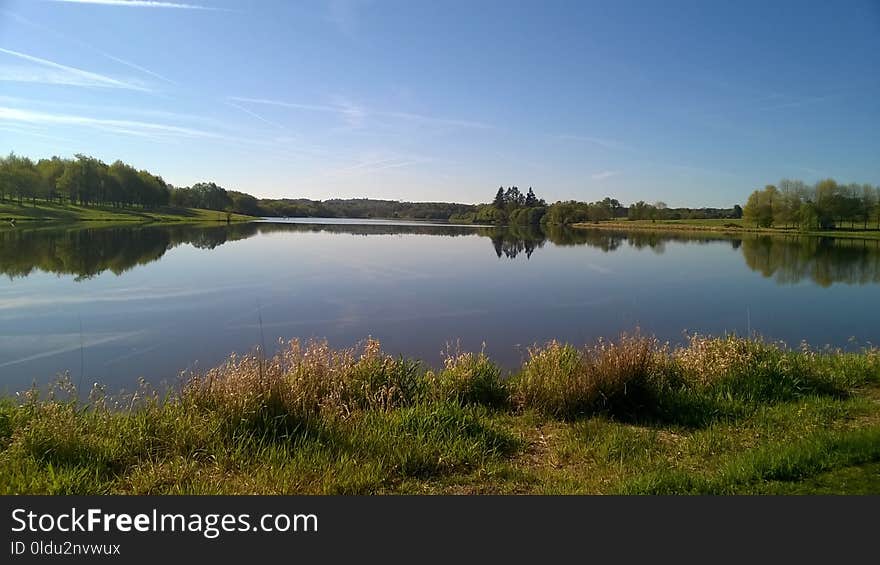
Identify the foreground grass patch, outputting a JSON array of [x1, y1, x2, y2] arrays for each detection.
[[1, 333, 878, 494], [618, 426, 880, 494]]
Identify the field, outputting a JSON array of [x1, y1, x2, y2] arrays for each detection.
[[573, 218, 880, 240], [0, 201, 254, 223], [1, 332, 878, 495]]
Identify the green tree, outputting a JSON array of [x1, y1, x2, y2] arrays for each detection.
[[743, 185, 778, 228], [860, 184, 877, 229], [628, 200, 653, 220], [492, 187, 505, 210], [0, 153, 41, 205], [36, 157, 66, 203], [798, 201, 820, 231], [773, 181, 803, 228], [504, 186, 524, 209]]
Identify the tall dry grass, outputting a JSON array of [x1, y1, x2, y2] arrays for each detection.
[[183, 338, 423, 433], [673, 333, 880, 401], [2, 331, 879, 494], [510, 332, 664, 418], [425, 345, 507, 408]]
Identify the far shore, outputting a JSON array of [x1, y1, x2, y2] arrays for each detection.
[[0, 201, 255, 224], [572, 218, 880, 241]]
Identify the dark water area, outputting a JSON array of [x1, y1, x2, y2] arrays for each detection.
[[2, 218, 880, 393]]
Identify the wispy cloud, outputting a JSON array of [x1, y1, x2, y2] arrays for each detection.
[[225, 100, 286, 129], [332, 96, 367, 129], [0, 47, 149, 91], [5, 11, 175, 86], [45, 0, 221, 10], [228, 96, 493, 130], [228, 97, 340, 114], [557, 134, 629, 151], [591, 170, 618, 181], [0, 124, 79, 145], [0, 106, 222, 140], [101, 53, 176, 85], [380, 110, 492, 130], [0, 95, 227, 129], [330, 156, 421, 176]]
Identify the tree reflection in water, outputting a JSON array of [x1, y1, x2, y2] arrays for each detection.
[[1, 222, 879, 287]]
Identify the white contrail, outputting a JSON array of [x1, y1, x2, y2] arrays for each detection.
[[0, 106, 221, 139], [101, 53, 177, 85], [230, 96, 493, 129], [225, 100, 285, 129], [46, 0, 220, 10], [0, 47, 149, 91]]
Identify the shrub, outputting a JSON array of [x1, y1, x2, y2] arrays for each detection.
[[673, 334, 880, 403], [182, 338, 425, 435], [511, 333, 662, 419], [426, 347, 507, 408]]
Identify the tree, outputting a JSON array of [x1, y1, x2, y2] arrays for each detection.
[[651, 201, 667, 222], [861, 184, 877, 229], [628, 200, 654, 220], [798, 201, 819, 231], [815, 178, 842, 228], [732, 204, 743, 219], [36, 157, 65, 203], [504, 186, 524, 208], [773, 182, 802, 228], [743, 186, 777, 228], [524, 187, 538, 207], [493, 187, 505, 210], [0, 153, 41, 205], [229, 190, 261, 216]]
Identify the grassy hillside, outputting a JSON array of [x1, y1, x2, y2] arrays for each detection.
[[1, 332, 878, 494], [0, 201, 254, 223], [574, 218, 880, 240]]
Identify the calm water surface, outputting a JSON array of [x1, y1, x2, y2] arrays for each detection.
[[2, 219, 880, 393]]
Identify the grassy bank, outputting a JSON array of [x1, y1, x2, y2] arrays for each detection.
[[1, 333, 879, 494], [0, 201, 254, 223], [572, 218, 880, 241]]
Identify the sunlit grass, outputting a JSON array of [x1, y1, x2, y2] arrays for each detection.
[[574, 217, 880, 241], [1, 332, 878, 494], [0, 200, 253, 223]]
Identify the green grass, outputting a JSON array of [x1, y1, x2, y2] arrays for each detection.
[[1, 333, 878, 494], [753, 462, 880, 494], [573, 218, 880, 241], [0, 200, 254, 223]]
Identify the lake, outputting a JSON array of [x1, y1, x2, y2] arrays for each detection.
[[2, 219, 879, 394]]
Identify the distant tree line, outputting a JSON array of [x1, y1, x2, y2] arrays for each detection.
[[4, 153, 876, 232], [744, 179, 880, 230], [452, 187, 741, 226], [0, 153, 170, 208], [627, 201, 742, 221], [0, 153, 483, 219], [449, 186, 548, 224]]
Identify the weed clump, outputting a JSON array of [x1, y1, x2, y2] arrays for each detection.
[[426, 346, 507, 408], [183, 338, 424, 435], [510, 332, 662, 419]]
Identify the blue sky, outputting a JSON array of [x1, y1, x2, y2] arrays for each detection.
[[0, 0, 878, 206]]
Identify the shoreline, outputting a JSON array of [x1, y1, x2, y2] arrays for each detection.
[[571, 220, 880, 241], [0, 202, 256, 225], [2, 332, 878, 495]]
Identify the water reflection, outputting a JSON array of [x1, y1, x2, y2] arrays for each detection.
[[741, 235, 880, 287], [1, 222, 880, 287]]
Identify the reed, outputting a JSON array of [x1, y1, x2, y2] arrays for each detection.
[[1, 331, 878, 494]]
